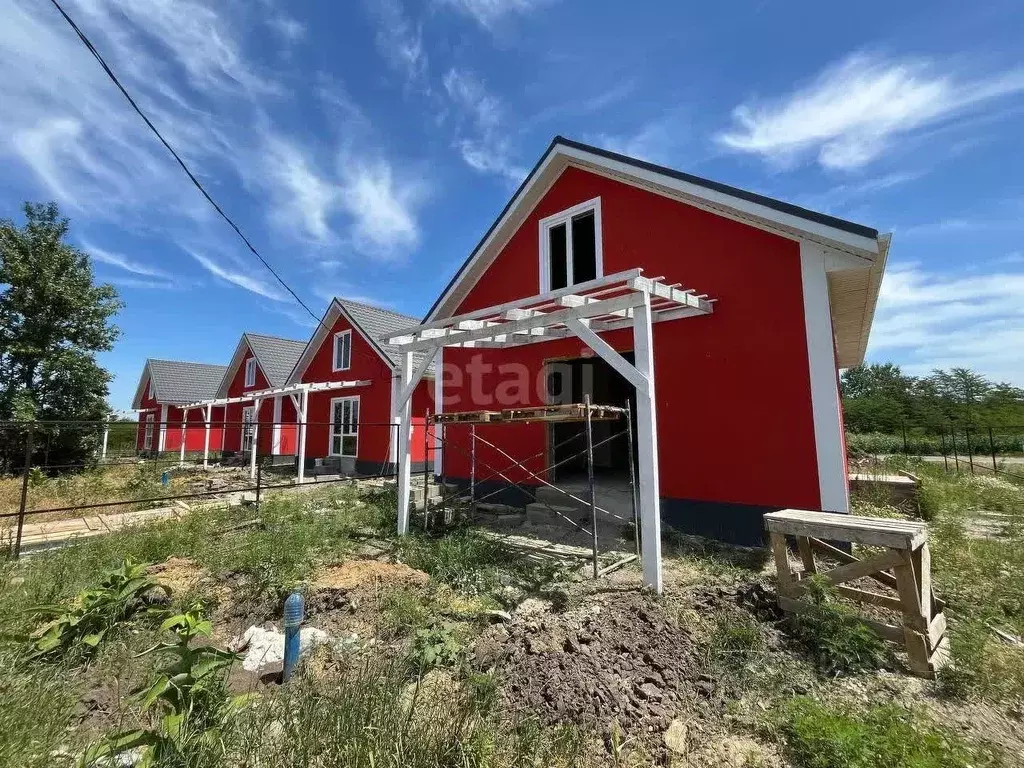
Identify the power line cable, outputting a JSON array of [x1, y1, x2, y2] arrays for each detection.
[[47, 0, 319, 322]]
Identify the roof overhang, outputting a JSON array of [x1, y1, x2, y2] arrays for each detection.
[[215, 335, 254, 398], [425, 136, 889, 368], [131, 361, 153, 409]]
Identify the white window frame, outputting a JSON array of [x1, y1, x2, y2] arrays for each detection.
[[538, 196, 603, 293], [332, 330, 352, 372], [244, 357, 257, 388], [143, 413, 154, 450], [241, 405, 256, 452], [329, 395, 360, 457]]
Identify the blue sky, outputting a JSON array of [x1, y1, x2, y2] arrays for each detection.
[[1, 0, 1023, 410]]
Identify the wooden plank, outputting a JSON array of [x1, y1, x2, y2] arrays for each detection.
[[893, 556, 928, 632], [796, 536, 817, 574], [913, 543, 932, 625], [807, 537, 900, 590], [903, 626, 932, 676], [778, 595, 905, 644], [928, 611, 947, 650], [770, 533, 794, 595], [835, 585, 905, 612], [765, 509, 927, 549], [928, 635, 951, 674], [815, 548, 905, 587]]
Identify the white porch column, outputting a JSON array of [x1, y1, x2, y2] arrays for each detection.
[[396, 351, 414, 535], [296, 388, 308, 484], [202, 404, 212, 469], [249, 398, 262, 480], [271, 396, 282, 456], [179, 408, 189, 466], [157, 404, 168, 454], [633, 292, 663, 593]]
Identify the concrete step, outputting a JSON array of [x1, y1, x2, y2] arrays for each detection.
[[534, 485, 589, 512], [525, 502, 587, 524]]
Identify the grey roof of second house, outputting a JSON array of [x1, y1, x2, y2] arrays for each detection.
[[337, 299, 437, 375], [148, 359, 227, 404], [245, 333, 307, 387]]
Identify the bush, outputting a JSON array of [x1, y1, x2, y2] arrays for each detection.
[[779, 697, 1005, 768], [787, 578, 888, 675]]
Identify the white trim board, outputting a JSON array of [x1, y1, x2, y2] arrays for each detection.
[[538, 196, 603, 292], [800, 242, 849, 514], [328, 395, 360, 458]]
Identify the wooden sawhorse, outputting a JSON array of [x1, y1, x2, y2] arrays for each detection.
[[764, 509, 949, 678]]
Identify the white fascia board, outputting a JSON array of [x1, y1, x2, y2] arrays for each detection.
[[131, 362, 152, 409]]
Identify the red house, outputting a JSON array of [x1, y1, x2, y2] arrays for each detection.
[[382, 137, 889, 591], [216, 333, 306, 460], [131, 359, 228, 456], [286, 298, 435, 476]]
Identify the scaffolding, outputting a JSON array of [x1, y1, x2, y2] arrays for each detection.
[[382, 268, 716, 593]]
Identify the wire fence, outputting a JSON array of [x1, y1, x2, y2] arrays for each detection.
[[847, 421, 1024, 483]]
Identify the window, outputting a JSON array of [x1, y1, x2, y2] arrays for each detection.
[[330, 396, 359, 457], [539, 198, 602, 292], [241, 406, 256, 452], [244, 358, 257, 388], [333, 330, 352, 372], [143, 414, 154, 450]]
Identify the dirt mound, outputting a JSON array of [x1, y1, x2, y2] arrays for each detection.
[[147, 557, 214, 596], [479, 590, 715, 753], [311, 560, 429, 591]]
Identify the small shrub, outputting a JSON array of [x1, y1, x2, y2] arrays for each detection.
[[779, 697, 1005, 768], [409, 622, 463, 670], [788, 577, 888, 675], [22, 557, 165, 661]]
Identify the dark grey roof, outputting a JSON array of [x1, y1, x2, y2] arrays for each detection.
[[424, 135, 880, 320], [337, 299, 437, 375], [245, 333, 306, 388], [148, 359, 227, 404]]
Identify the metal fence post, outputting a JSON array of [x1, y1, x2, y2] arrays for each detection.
[[950, 424, 960, 473], [901, 421, 909, 454], [584, 396, 599, 580], [625, 399, 641, 560], [255, 455, 262, 513], [469, 424, 476, 509], [940, 432, 949, 473], [423, 410, 431, 529], [989, 426, 998, 474], [14, 427, 34, 560], [965, 425, 975, 475]]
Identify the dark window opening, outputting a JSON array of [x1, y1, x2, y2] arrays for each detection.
[[548, 222, 568, 290], [571, 211, 596, 284]]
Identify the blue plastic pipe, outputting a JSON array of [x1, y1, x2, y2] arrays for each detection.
[[282, 592, 304, 682]]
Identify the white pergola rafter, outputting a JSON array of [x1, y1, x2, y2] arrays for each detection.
[[182, 379, 371, 480], [380, 269, 716, 594]]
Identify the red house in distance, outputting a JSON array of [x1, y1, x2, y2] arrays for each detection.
[[382, 136, 890, 593], [131, 359, 227, 456]]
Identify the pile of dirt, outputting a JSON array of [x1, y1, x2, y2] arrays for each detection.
[[147, 556, 216, 597], [311, 560, 429, 592], [477, 590, 717, 753]]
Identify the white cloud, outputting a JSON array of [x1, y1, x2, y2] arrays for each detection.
[[717, 53, 1024, 170], [83, 241, 173, 278], [339, 157, 423, 255], [869, 263, 1024, 385], [585, 112, 690, 166], [365, 0, 426, 85], [443, 68, 525, 182], [440, 0, 549, 30], [189, 250, 288, 301], [267, 13, 305, 43]]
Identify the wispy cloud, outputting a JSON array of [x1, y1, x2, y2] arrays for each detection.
[[189, 250, 287, 301], [439, 0, 551, 30], [83, 241, 173, 279], [870, 263, 1024, 384], [364, 0, 427, 86], [443, 67, 525, 182], [717, 53, 1024, 170], [266, 13, 305, 44], [585, 110, 690, 166]]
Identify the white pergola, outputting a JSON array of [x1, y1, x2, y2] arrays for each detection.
[[381, 268, 715, 593], [182, 379, 369, 481]]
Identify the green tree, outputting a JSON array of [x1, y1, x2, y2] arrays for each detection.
[[840, 363, 912, 432], [0, 202, 123, 471], [928, 368, 992, 424]]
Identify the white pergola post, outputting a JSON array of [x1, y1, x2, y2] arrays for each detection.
[[632, 292, 662, 593], [179, 407, 189, 466], [271, 396, 282, 456], [202, 404, 212, 469], [249, 398, 262, 480], [396, 351, 415, 534], [294, 388, 309, 484], [101, 422, 109, 461], [157, 404, 168, 454]]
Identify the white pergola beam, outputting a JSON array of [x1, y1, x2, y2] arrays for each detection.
[[397, 348, 439, 408], [564, 318, 650, 396]]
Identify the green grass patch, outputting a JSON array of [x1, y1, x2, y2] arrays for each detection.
[[777, 697, 1006, 768]]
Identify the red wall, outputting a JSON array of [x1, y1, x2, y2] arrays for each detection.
[[442, 167, 822, 510], [298, 313, 432, 464], [134, 374, 225, 452], [224, 349, 273, 453]]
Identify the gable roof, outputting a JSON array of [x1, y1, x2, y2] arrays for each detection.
[[424, 135, 889, 368], [287, 298, 436, 384], [132, 359, 227, 409], [217, 332, 306, 397]]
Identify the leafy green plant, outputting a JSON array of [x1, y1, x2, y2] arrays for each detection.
[[788, 577, 888, 675], [24, 558, 164, 660], [778, 697, 1005, 768], [409, 622, 463, 670], [81, 604, 244, 768]]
